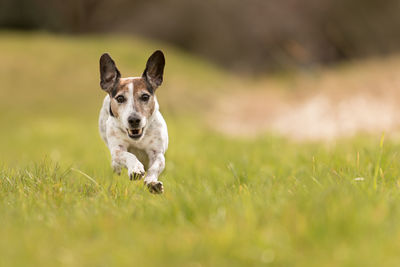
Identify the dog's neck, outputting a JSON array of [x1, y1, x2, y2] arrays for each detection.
[[148, 96, 160, 123]]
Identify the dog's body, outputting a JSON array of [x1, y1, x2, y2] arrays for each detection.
[[98, 51, 168, 193]]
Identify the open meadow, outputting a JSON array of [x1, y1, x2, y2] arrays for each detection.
[[1, 32, 400, 266]]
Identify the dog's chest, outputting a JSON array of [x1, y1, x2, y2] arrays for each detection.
[[128, 146, 149, 169], [126, 128, 165, 170]]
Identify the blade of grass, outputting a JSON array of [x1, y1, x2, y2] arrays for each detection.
[[373, 133, 385, 190]]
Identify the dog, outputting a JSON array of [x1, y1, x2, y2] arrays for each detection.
[[98, 50, 168, 194]]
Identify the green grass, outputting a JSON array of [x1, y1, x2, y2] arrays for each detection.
[[1, 32, 400, 266]]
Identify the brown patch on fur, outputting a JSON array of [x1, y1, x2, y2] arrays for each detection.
[[109, 78, 155, 120], [110, 100, 119, 118], [109, 79, 131, 118], [132, 78, 155, 118]]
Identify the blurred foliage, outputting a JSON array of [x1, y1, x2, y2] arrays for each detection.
[[1, 0, 400, 72]]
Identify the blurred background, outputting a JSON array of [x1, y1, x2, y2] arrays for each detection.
[[1, 0, 400, 142], [2, 0, 400, 73], [3, 2, 400, 265]]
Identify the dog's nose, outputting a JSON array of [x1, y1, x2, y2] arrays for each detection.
[[128, 116, 141, 128]]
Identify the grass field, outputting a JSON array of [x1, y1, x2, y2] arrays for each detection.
[[1, 32, 400, 266]]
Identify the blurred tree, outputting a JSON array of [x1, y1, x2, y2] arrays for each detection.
[[1, 0, 400, 73]]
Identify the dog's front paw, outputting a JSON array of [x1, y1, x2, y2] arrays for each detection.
[[128, 162, 145, 181], [146, 181, 164, 194]]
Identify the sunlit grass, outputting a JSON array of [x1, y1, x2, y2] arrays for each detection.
[[1, 32, 400, 266]]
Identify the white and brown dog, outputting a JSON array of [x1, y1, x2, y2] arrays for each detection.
[[98, 51, 168, 194]]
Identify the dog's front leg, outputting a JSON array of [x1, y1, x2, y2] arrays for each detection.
[[111, 147, 145, 180], [144, 152, 165, 194]]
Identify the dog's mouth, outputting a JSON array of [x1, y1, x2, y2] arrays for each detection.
[[127, 128, 144, 139]]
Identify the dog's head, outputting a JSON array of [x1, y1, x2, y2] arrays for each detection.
[[99, 50, 165, 140]]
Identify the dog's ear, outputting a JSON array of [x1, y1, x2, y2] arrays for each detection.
[[142, 50, 165, 91], [100, 53, 121, 93]]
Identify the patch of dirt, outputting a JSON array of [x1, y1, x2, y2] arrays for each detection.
[[211, 56, 400, 140]]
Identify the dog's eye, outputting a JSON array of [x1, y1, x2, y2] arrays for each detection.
[[116, 95, 125, 103], [140, 94, 150, 102]]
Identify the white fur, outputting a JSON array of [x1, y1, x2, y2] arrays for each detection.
[[99, 79, 168, 193]]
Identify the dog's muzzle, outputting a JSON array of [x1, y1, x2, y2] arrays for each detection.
[[126, 115, 145, 139], [127, 128, 144, 139]]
